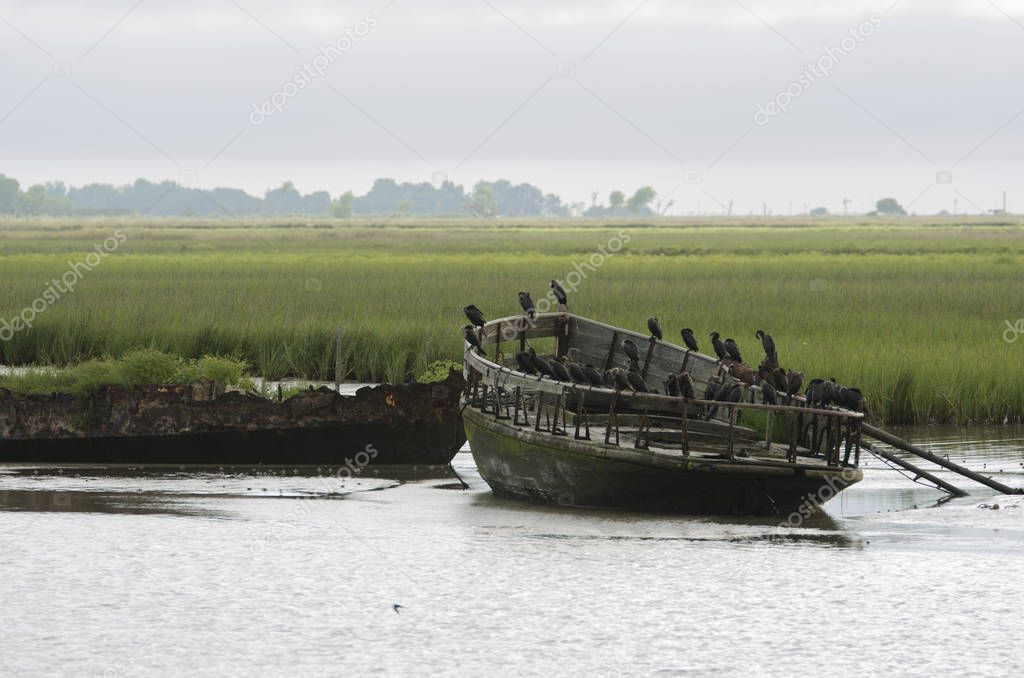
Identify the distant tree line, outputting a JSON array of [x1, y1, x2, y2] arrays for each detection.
[[0, 173, 573, 218]]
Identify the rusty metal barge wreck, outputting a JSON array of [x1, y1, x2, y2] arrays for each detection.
[[462, 313, 864, 516], [0, 373, 465, 466]]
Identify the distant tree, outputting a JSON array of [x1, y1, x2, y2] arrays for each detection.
[[18, 185, 48, 215], [626, 186, 656, 213], [810, 206, 829, 217], [331, 191, 354, 218], [609, 191, 625, 211], [0, 174, 20, 213], [875, 197, 906, 215], [470, 183, 497, 217]]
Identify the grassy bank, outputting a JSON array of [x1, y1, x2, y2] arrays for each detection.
[[1, 217, 1022, 424]]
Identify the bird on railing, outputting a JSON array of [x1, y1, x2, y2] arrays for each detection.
[[462, 325, 486, 355], [709, 332, 728, 361], [611, 368, 632, 391], [557, 355, 588, 384], [622, 338, 640, 363], [706, 381, 742, 420], [664, 373, 679, 397], [761, 381, 777, 405], [463, 304, 486, 328], [550, 280, 568, 311], [626, 365, 649, 392], [680, 328, 699, 353], [837, 387, 866, 413], [647, 316, 663, 341], [528, 347, 553, 377], [755, 329, 777, 364], [786, 371, 804, 403], [550, 358, 572, 382], [518, 291, 536, 320], [603, 369, 618, 389], [679, 373, 695, 399], [515, 351, 536, 375], [723, 338, 743, 363], [805, 378, 826, 406], [582, 364, 605, 386], [704, 375, 723, 401], [771, 367, 788, 392]]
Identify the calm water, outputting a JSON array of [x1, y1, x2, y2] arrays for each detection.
[[1, 426, 1022, 677]]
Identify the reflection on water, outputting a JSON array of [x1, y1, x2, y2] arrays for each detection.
[[1, 428, 1023, 676]]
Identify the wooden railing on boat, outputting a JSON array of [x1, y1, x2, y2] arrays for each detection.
[[463, 313, 865, 468]]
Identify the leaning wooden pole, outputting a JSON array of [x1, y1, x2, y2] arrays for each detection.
[[863, 423, 1023, 495], [862, 441, 968, 497]]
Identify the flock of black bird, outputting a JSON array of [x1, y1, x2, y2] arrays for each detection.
[[461, 288, 866, 415]]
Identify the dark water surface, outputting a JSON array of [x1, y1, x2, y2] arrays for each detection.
[[1, 427, 1022, 677]]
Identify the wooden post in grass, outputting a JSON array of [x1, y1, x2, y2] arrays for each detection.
[[334, 326, 344, 392]]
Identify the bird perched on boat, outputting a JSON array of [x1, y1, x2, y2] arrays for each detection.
[[664, 373, 679, 397], [626, 357, 641, 374], [622, 339, 640, 363], [582, 364, 605, 386], [558, 356, 588, 384], [786, 371, 804, 402], [837, 386, 866, 413], [723, 338, 743, 363], [755, 329, 777, 363], [678, 373, 695, 399], [550, 280, 568, 310], [550, 357, 572, 382], [709, 332, 727, 361], [462, 325, 485, 355], [515, 351, 536, 374], [805, 378, 825, 406], [528, 347, 553, 377], [707, 381, 742, 420], [626, 366, 649, 392], [704, 375, 723, 401], [680, 328, 699, 353], [761, 381, 777, 406], [603, 369, 618, 389], [772, 367, 788, 393], [611, 368, 632, 391], [463, 304, 486, 328], [647, 316, 663, 341], [518, 291, 536, 320]]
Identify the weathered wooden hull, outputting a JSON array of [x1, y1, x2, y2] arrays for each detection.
[[464, 404, 861, 516], [0, 374, 465, 466]]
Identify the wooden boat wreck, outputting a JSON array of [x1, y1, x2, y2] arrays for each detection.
[[0, 372, 465, 467], [461, 313, 866, 516]]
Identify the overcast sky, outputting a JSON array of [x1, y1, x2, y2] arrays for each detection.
[[1, 0, 1022, 215]]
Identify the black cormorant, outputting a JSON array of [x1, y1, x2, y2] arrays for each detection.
[[647, 316, 663, 341], [679, 373, 695, 399], [709, 332, 727, 360], [612, 368, 631, 391], [550, 280, 568, 309], [529, 347, 553, 376], [772, 367, 788, 392], [582, 364, 605, 386], [515, 351, 535, 374], [680, 328, 699, 353], [723, 338, 743, 363], [462, 325, 485, 355], [664, 373, 679, 397], [761, 382, 777, 405], [626, 367, 648, 392], [755, 329, 777, 361], [786, 371, 804, 400], [550, 358, 571, 382], [622, 339, 640, 363], [518, 291, 536, 319], [463, 304, 486, 328]]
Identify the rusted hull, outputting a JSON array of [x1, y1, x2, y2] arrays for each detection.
[[0, 374, 465, 466], [464, 408, 860, 516]]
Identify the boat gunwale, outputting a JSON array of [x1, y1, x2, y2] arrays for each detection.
[[464, 312, 864, 421]]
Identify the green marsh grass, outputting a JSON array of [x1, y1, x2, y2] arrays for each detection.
[[0, 218, 1022, 424]]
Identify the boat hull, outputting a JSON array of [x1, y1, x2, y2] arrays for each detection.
[[464, 408, 860, 516]]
